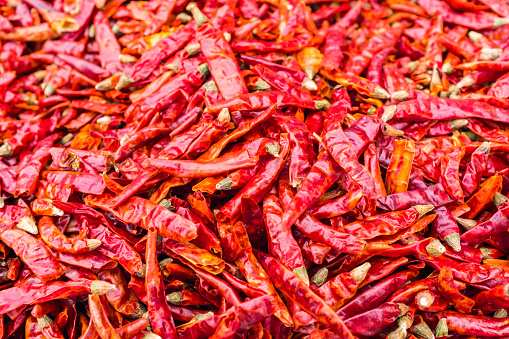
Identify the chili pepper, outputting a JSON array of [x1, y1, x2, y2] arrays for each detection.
[[115, 22, 196, 90], [241, 54, 317, 91], [96, 266, 141, 317], [433, 310, 509, 336], [216, 133, 290, 226], [338, 205, 433, 240], [463, 174, 502, 219], [262, 192, 306, 280], [315, 263, 370, 311], [321, 70, 390, 99], [38, 216, 100, 254], [54, 201, 144, 275], [187, 3, 248, 100], [145, 231, 177, 338], [415, 290, 449, 313], [437, 267, 475, 313], [255, 250, 354, 338], [177, 295, 277, 338], [378, 183, 454, 210], [84, 194, 197, 242], [460, 202, 509, 247], [163, 239, 224, 274], [471, 283, 509, 314], [383, 98, 509, 124], [0, 280, 116, 314], [41, 171, 105, 195]]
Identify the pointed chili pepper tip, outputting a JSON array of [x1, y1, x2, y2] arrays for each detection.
[[44, 84, 55, 96], [135, 263, 146, 278], [456, 217, 476, 230], [0, 142, 12, 157], [311, 267, 328, 286], [177, 12, 192, 24], [91, 280, 117, 295], [387, 326, 407, 339], [186, 2, 209, 26], [302, 78, 317, 91], [444, 233, 461, 252], [86, 239, 102, 251], [479, 247, 491, 260], [426, 239, 446, 257], [450, 119, 467, 130], [293, 266, 310, 286], [480, 47, 502, 61], [115, 73, 133, 91], [373, 86, 390, 99], [441, 62, 453, 74], [493, 192, 508, 207], [166, 291, 182, 305], [493, 17, 509, 29], [478, 141, 491, 154], [391, 90, 409, 102], [255, 78, 271, 91], [416, 291, 434, 308], [349, 262, 371, 284], [37, 315, 53, 329], [16, 216, 38, 235], [412, 322, 434, 339], [413, 205, 434, 219], [216, 177, 233, 190], [457, 75, 475, 89], [494, 309, 508, 318], [381, 105, 397, 122], [314, 99, 330, 111], [435, 318, 448, 337], [383, 123, 405, 137], [143, 332, 162, 339]]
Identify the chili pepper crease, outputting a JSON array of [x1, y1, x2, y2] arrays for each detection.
[[4, 0, 509, 337]]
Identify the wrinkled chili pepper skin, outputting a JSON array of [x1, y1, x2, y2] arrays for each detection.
[[337, 270, 418, 320], [84, 194, 197, 242], [146, 231, 177, 339], [197, 22, 248, 100], [255, 250, 354, 338], [460, 203, 509, 247]]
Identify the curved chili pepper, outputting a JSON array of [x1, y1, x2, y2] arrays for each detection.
[[254, 250, 354, 339], [145, 231, 177, 338]]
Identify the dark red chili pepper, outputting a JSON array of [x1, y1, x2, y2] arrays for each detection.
[[255, 250, 354, 339]]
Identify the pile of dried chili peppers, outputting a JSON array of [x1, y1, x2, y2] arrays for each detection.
[[5, 0, 509, 337]]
